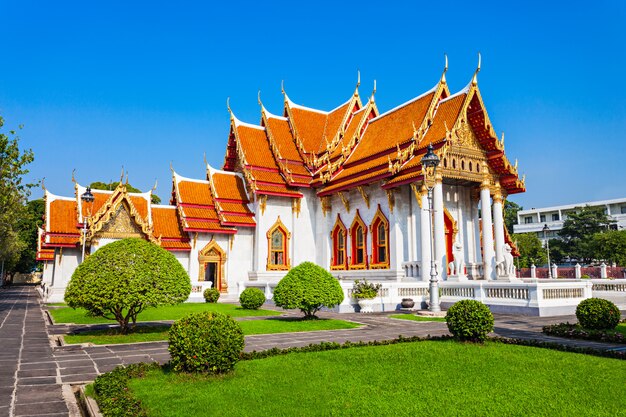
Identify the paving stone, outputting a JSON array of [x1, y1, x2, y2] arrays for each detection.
[[14, 401, 68, 416]]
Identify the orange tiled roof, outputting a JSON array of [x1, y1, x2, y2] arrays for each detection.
[[265, 115, 303, 162], [209, 169, 255, 228], [348, 92, 435, 163], [421, 93, 466, 147], [48, 199, 79, 234], [152, 206, 191, 251]]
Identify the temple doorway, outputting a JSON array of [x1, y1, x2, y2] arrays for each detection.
[[198, 241, 227, 292]]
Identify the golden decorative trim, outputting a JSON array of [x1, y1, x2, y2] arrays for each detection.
[[193, 232, 198, 250], [85, 183, 156, 245], [198, 240, 228, 293], [321, 196, 331, 217], [330, 214, 348, 269], [357, 186, 369, 209], [385, 189, 395, 214], [338, 192, 350, 213], [258, 195, 267, 216], [291, 198, 301, 217], [349, 210, 367, 269]]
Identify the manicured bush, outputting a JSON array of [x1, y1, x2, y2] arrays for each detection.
[[65, 238, 191, 334], [445, 300, 494, 342], [168, 311, 244, 374], [203, 288, 220, 303], [93, 362, 158, 417], [239, 288, 265, 309], [543, 322, 625, 344], [273, 262, 344, 319], [576, 298, 621, 330]]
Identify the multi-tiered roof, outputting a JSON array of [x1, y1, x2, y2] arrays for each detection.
[[224, 61, 525, 199]]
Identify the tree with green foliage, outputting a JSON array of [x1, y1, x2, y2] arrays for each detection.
[[65, 238, 191, 333], [273, 262, 344, 319], [559, 206, 614, 263], [546, 238, 568, 265], [512, 233, 547, 268], [504, 200, 522, 235], [89, 181, 161, 204], [592, 230, 626, 266], [0, 116, 36, 282], [14, 199, 45, 273]]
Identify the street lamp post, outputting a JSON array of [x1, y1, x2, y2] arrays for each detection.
[[421, 144, 441, 312], [81, 187, 95, 262], [542, 224, 552, 279]]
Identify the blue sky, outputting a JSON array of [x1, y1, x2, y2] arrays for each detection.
[[1, 0, 625, 209]]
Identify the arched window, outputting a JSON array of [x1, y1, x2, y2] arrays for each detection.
[[350, 211, 367, 270], [331, 215, 347, 270], [266, 217, 290, 270], [371, 205, 390, 269]]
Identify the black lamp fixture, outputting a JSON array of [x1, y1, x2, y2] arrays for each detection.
[[421, 143, 440, 172], [81, 187, 95, 204]]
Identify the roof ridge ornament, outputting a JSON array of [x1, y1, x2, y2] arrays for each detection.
[[151, 179, 158, 193], [227, 97, 234, 121], [170, 161, 175, 175], [120, 166, 124, 183], [41, 177, 46, 192], [71, 169, 77, 184], [441, 53, 448, 84], [472, 52, 481, 86], [369, 79, 377, 103]]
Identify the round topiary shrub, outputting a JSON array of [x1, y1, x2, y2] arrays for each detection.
[[445, 300, 494, 342], [203, 288, 220, 303], [576, 298, 621, 330], [273, 262, 344, 319], [65, 238, 191, 334], [168, 311, 244, 374], [239, 288, 265, 309]]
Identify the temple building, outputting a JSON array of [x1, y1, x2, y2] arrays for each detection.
[[38, 60, 528, 308]]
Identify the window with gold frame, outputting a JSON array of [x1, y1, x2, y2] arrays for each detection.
[[266, 217, 291, 270], [350, 210, 367, 270], [370, 205, 390, 269], [330, 214, 347, 270]]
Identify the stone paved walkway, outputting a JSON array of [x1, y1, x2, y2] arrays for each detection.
[[0, 286, 74, 417], [1, 286, 625, 417]]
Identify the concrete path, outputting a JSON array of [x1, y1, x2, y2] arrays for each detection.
[[0, 286, 74, 417]]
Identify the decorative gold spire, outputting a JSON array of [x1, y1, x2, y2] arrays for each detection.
[[472, 52, 481, 86], [120, 166, 125, 183], [151, 179, 158, 193], [369, 79, 377, 103], [41, 177, 46, 192], [226, 97, 233, 121], [71, 169, 76, 184], [441, 53, 448, 84]]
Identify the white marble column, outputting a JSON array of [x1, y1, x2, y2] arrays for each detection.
[[433, 178, 446, 280], [492, 186, 506, 268], [480, 183, 495, 280], [420, 185, 431, 281]]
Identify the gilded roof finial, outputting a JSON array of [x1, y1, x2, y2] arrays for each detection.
[[169, 162, 175, 175], [125, 171, 129, 185], [203, 152, 208, 167], [369, 79, 377, 103], [151, 179, 158, 193], [226, 97, 233, 120], [500, 131, 505, 147], [472, 52, 481, 86], [120, 166, 124, 183], [41, 177, 46, 192], [357, 69, 361, 88], [441, 53, 448, 83], [281, 80, 285, 95], [71, 169, 77, 184]]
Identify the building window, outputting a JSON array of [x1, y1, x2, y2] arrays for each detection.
[[331, 215, 347, 270], [370, 205, 389, 269], [524, 216, 533, 224], [552, 213, 559, 221], [266, 217, 290, 271], [540, 215, 546, 222], [350, 211, 367, 270], [621, 206, 626, 214]]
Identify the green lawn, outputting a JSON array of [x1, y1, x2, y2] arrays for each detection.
[[63, 318, 360, 345], [616, 323, 626, 337], [128, 340, 626, 417], [49, 303, 281, 324], [389, 314, 446, 322]]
